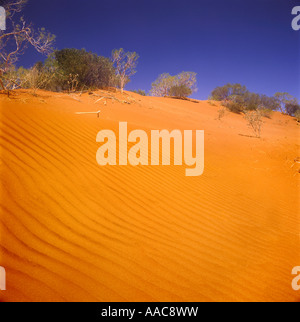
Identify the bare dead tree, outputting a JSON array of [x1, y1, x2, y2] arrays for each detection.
[[112, 48, 138, 94], [0, 0, 55, 95]]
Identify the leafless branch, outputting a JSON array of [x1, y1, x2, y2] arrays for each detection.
[[0, 0, 55, 95]]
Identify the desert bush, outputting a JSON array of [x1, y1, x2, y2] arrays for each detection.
[[259, 94, 279, 111], [2, 63, 55, 94], [21, 66, 54, 94], [274, 92, 298, 114], [207, 100, 217, 106], [215, 84, 250, 113], [259, 108, 273, 119], [243, 92, 261, 111], [2, 67, 22, 90], [67, 74, 79, 93], [212, 84, 281, 113], [211, 83, 248, 101], [132, 89, 146, 96], [244, 110, 263, 138], [150, 73, 175, 97], [169, 85, 192, 98], [222, 99, 244, 114], [176, 72, 197, 93], [285, 102, 300, 117], [211, 85, 230, 101], [151, 72, 197, 97], [223, 101, 243, 114], [54, 48, 116, 91]]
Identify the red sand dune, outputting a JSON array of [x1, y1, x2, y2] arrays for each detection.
[[0, 89, 299, 302]]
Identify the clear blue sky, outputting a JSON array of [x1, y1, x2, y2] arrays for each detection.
[[20, 0, 300, 100]]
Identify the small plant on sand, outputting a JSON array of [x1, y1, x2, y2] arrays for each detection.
[[207, 101, 217, 107], [67, 74, 79, 93], [244, 110, 263, 138], [217, 106, 226, 120]]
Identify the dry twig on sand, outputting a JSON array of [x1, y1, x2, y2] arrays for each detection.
[[94, 97, 104, 103], [291, 158, 300, 168], [75, 110, 101, 118]]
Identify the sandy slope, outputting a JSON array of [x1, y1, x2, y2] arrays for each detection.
[[0, 89, 299, 302]]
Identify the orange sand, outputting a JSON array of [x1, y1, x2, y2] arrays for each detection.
[[0, 90, 299, 302]]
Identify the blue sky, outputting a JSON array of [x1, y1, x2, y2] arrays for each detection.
[[19, 0, 300, 100]]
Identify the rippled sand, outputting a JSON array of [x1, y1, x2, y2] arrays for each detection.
[[0, 90, 299, 302]]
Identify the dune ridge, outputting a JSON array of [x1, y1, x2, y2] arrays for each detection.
[[0, 90, 299, 302]]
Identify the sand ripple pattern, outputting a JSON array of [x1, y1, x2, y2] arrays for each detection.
[[0, 91, 299, 302]]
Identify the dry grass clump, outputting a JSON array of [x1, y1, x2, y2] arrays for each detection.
[[244, 110, 263, 138]]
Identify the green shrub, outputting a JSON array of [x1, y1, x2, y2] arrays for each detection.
[[222, 100, 244, 114], [54, 48, 116, 91], [132, 89, 146, 96], [211, 84, 281, 112], [169, 85, 193, 98], [225, 102, 244, 114], [211, 83, 248, 101], [207, 101, 217, 106], [274, 93, 298, 113], [285, 102, 300, 117], [151, 72, 197, 97], [259, 108, 273, 119]]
